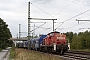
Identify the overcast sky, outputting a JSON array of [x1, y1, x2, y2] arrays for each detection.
[[0, 0, 90, 37]]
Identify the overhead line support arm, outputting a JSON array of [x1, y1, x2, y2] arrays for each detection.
[[76, 19, 90, 24], [29, 18, 57, 31]]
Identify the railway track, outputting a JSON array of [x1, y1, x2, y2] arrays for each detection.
[[33, 50, 90, 60], [54, 51, 90, 60]]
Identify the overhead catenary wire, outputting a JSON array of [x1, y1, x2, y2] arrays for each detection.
[[30, 0, 86, 18], [55, 9, 90, 30], [58, 20, 90, 33], [37, 27, 51, 35], [31, 25, 50, 29], [54, 0, 90, 31], [29, 1, 76, 32], [60, 12, 90, 31], [72, 28, 90, 32], [30, 1, 90, 33], [30, 2, 54, 18], [58, 21, 90, 31], [29, 2, 58, 32], [30, 22, 46, 32], [55, 0, 76, 17], [67, 0, 89, 7]]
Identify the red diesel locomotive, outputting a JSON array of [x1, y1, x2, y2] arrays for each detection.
[[40, 31, 68, 55]]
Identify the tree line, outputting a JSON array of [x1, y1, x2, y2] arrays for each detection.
[[0, 18, 13, 50], [64, 31, 90, 50]]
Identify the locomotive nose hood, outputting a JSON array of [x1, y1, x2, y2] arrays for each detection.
[[56, 34, 66, 44], [56, 34, 66, 40]]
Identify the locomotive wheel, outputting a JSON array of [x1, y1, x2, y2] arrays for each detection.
[[50, 48, 52, 53]]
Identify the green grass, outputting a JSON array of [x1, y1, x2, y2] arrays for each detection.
[[9, 47, 16, 60], [71, 49, 90, 52], [78, 49, 90, 52]]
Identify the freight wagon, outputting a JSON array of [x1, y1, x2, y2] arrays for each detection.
[[29, 35, 47, 50]]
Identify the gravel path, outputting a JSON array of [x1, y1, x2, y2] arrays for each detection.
[[0, 47, 11, 60]]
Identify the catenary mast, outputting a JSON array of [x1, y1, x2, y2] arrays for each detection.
[[28, 2, 30, 40], [28, 2, 30, 49]]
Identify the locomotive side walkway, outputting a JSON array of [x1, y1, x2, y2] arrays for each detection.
[[0, 47, 11, 60]]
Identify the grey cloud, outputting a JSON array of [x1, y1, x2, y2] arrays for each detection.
[[83, 0, 90, 6], [75, 0, 90, 6], [0, 0, 14, 3], [67, 0, 90, 6], [0, 0, 16, 12], [31, 0, 53, 4]]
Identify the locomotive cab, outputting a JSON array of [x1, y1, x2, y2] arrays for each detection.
[[43, 31, 66, 45]]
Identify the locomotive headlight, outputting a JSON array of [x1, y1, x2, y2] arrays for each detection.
[[53, 43, 56, 51], [57, 37, 65, 39], [57, 37, 59, 39]]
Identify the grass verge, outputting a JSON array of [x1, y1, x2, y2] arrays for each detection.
[[14, 48, 62, 60], [9, 47, 16, 60], [71, 49, 90, 52]]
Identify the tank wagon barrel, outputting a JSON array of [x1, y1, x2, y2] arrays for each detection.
[[29, 35, 47, 51]]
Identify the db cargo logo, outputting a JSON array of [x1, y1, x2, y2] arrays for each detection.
[[57, 37, 65, 39]]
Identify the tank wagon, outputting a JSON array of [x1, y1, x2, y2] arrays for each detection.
[[40, 31, 68, 55], [23, 41, 28, 49], [18, 42, 24, 48], [16, 41, 28, 49], [29, 38, 36, 50], [29, 35, 47, 50]]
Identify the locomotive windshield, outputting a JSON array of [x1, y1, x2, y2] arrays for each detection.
[[50, 33, 54, 36], [48, 31, 60, 35]]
